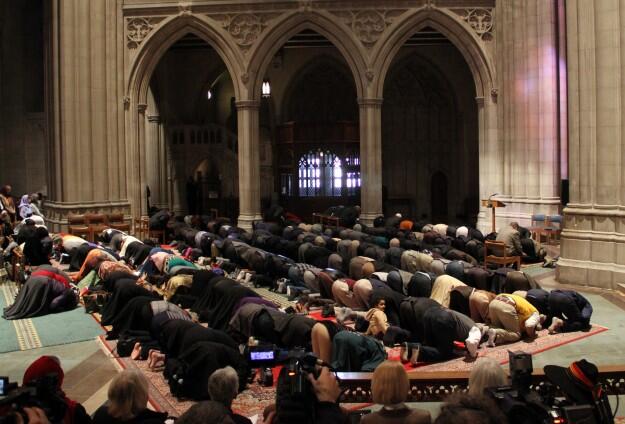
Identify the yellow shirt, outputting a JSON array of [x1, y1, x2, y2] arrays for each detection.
[[501, 294, 538, 326]]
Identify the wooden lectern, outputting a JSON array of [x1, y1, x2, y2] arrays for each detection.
[[482, 198, 506, 233]]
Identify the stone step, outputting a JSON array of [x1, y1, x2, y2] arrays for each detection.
[[617, 283, 625, 296]]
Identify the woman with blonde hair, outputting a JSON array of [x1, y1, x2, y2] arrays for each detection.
[[361, 360, 431, 424], [468, 357, 507, 396], [93, 370, 168, 423]]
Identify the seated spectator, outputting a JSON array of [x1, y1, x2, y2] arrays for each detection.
[[22, 355, 91, 424], [0, 184, 16, 223], [207, 366, 252, 424], [434, 393, 507, 424], [361, 360, 431, 424], [176, 401, 235, 424], [92, 370, 167, 424], [496, 222, 524, 257], [468, 358, 507, 395], [273, 366, 345, 424]]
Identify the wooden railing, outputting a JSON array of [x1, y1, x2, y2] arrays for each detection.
[[336, 365, 625, 403]]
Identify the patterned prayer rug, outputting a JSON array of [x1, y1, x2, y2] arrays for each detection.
[[97, 324, 608, 419], [0, 281, 104, 353], [396, 324, 609, 373]]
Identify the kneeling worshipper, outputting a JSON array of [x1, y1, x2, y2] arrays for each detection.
[[106, 298, 189, 339], [547, 290, 593, 334], [22, 225, 53, 266], [406, 306, 483, 363], [3, 265, 77, 319], [482, 293, 545, 347]]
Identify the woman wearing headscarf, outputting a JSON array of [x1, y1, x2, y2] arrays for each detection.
[[107, 298, 189, 338], [18, 194, 34, 220], [22, 355, 91, 423], [3, 266, 77, 319], [100, 277, 159, 326], [23, 225, 53, 266]]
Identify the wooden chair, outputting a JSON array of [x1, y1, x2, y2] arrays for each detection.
[[545, 215, 562, 244], [484, 240, 521, 270], [134, 216, 165, 244], [85, 213, 108, 242], [529, 214, 549, 246], [107, 213, 131, 233], [67, 214, 90, 240]]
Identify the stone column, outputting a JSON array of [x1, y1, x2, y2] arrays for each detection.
[[44, 0, 129, 230], [236, 100, 262, 231], [558, 0, 625, 289], [358, 98, 383, 225], [146, 114, 162, 209], [493, 0, 561, 229]]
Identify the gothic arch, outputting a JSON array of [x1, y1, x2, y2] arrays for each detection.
[[371, 7, 495, 99], [126, 13, 245, 105], [124, 13, 244, 218], [247, 11, 368, 101], [281, 54, 357, 123]]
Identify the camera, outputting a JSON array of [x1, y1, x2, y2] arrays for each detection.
[[0, 375, 67, 424], [488, 352, 608, 424], [247, 345, 320, 395]]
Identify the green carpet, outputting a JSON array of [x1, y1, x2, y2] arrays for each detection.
[[0, 281, 105, 353]]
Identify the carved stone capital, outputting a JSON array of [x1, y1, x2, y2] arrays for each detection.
[[138, 103, 148, 113], [147, 115, 161, 123], [235, 100, 260, 110], [358, 97, 384, 107]]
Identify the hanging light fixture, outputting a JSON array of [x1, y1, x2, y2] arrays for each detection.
[[207, 89, 213, 100], [261, 79, 271, 98]]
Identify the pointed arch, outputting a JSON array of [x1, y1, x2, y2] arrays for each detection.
[[126, 13, 245, 105], [281, 54, 357, 123], [247, 11, 368, 101], [372, 7, 495, 99]]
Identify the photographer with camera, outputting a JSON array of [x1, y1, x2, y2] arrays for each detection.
[[269, 366, 344, 424], [0, 355, 91, 424], [249, 343, 346, 424]]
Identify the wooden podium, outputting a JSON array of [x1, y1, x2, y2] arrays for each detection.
[[482, 199, 506, 233]]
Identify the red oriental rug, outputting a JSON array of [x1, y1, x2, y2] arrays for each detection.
[[98, 324, 608, 419], [396, 324, 609, 373]]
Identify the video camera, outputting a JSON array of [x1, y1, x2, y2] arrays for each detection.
[[247, 345, 321, 396], [487, 352, 612, 424], [0, 375, 67, 424]]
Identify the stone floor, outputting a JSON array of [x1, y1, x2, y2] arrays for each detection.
[[2, 242, 625, 419]]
